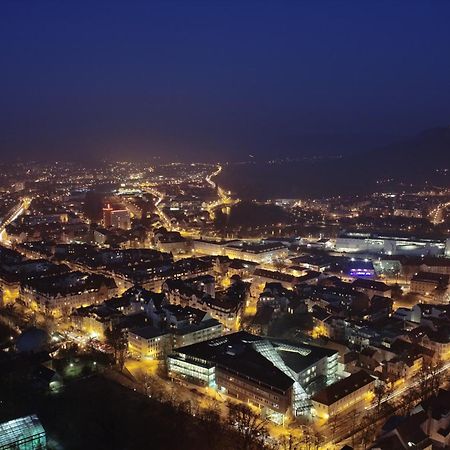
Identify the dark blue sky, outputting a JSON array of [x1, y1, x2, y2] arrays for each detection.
[[1, 0, 450, 161]]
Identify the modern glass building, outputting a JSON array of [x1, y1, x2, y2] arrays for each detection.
[[0, 415, 46, 450], [168, 331, 341, 420]]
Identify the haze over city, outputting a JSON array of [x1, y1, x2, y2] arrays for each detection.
[[1, 1, 450, 162]]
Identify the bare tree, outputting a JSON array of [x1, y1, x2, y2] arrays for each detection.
[[349, 410, 361, 448], [300, 425, 312, 450], [278, 433, 301, 450], [373, 381, 393, 413], [198, 408, 223, 450], [428, 359, 444, 397], [311, 430, 324, 450], [105, 324, 127, 370], [227, 402, 268, 450], [414, 360, 444, 403], [328, 414, 340, 443], [359, 413, 377, 449]]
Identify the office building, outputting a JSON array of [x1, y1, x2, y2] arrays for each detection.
[[168, 331, 339, 421]]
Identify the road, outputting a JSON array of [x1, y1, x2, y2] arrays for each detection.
[[0, 197, 31, 246], [144, 186, 175, 230], [429, 200, 450, 224], [145, 165, 238, 231], [204, 164, 239, 219], [323, 360, 450, 448], [205, 164, 222, 190]]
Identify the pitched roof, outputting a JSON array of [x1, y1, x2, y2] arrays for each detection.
[[352, 278, 391, 291], [311, 370, 374, 406]]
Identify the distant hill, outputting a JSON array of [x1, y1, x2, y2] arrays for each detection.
[[217, 127, 450, 199], [359, 126, 450, 178]]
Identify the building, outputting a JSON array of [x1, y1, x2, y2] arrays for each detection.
[[371, 412, 433, 449], [111, 209, 131, 230], [163, 278, 246, 330], [224, 241, 289, 264], [371, 390, 450, 449], [0, 259, 69, 307], [252, 268, 306, 294], [335, 232, 446, 257], [0, 415, 46, 450], [128, 326, 172, 359], [192, 239, 238, 256], [128, 309, 223, 360], [154, 229, 188, 254], [352, 278, 392, 299], [72, 304, 123, 340], [192, 239, 288, 263], [311, 370, 375, 419], [168, 331, 339, 421], [102, 204, 114, 227], [410, 272, 450, 302], [172, 318, 223, 349], [21, 271, 117, 316], [103, 203, 131, 230], [393, 208, 423, 218]]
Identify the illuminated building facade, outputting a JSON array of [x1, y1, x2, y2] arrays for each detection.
[[336, 232, 447, 256], [102, 204, 114, 228], [103, 204, 131, 230], [311, 370, 375, 419], [410, 272, 450, 303], [110, 209, 131, 230], [21, 271, 117, 316], [128, 327, 172, 359], [168, 332, 339, 420], [192, 239, 289, 263]]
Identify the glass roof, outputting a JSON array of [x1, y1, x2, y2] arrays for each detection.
[[0, 415, 46, 447]]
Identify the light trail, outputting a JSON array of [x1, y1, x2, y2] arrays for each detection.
[[0, 198, 31, 245], [366, 360, 450, 410], [144, 187, 174, 230], [429, 201, 450, 224]]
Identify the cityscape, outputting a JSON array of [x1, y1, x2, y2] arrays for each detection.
[[1, 2, 450, 450]]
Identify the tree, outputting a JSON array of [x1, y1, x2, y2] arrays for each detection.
[[299, 425, 313, 450], [359, 413, 377, 449], [105, 324, 127, 370], [413, 359, 443, 404], [328, 414, 340, 443], [391, 283, 403, 300], [278, 433, 301, 450], [227, 402, 268, 450], [299, 426, 323, 450], [134, 370, 159, 398], [349, 410, 361, 449], [311, 430, 324, 450], [373, 381, 392, 413], [428, 359, 444, 397], [198, 408, 224, 450], [273, 259, 285, 272]]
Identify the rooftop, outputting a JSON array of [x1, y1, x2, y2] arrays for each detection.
[[22, 271, 117, 297], [412, 271, 449, 284], [172, 331, 336, 392], [311, 370, 374, 406], [352, 278, 391, 291], [129, 325, 167, 340], [0, 415, 46, 448]]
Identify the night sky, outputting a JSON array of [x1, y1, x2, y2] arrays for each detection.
[[1, 1, 450, 161]]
